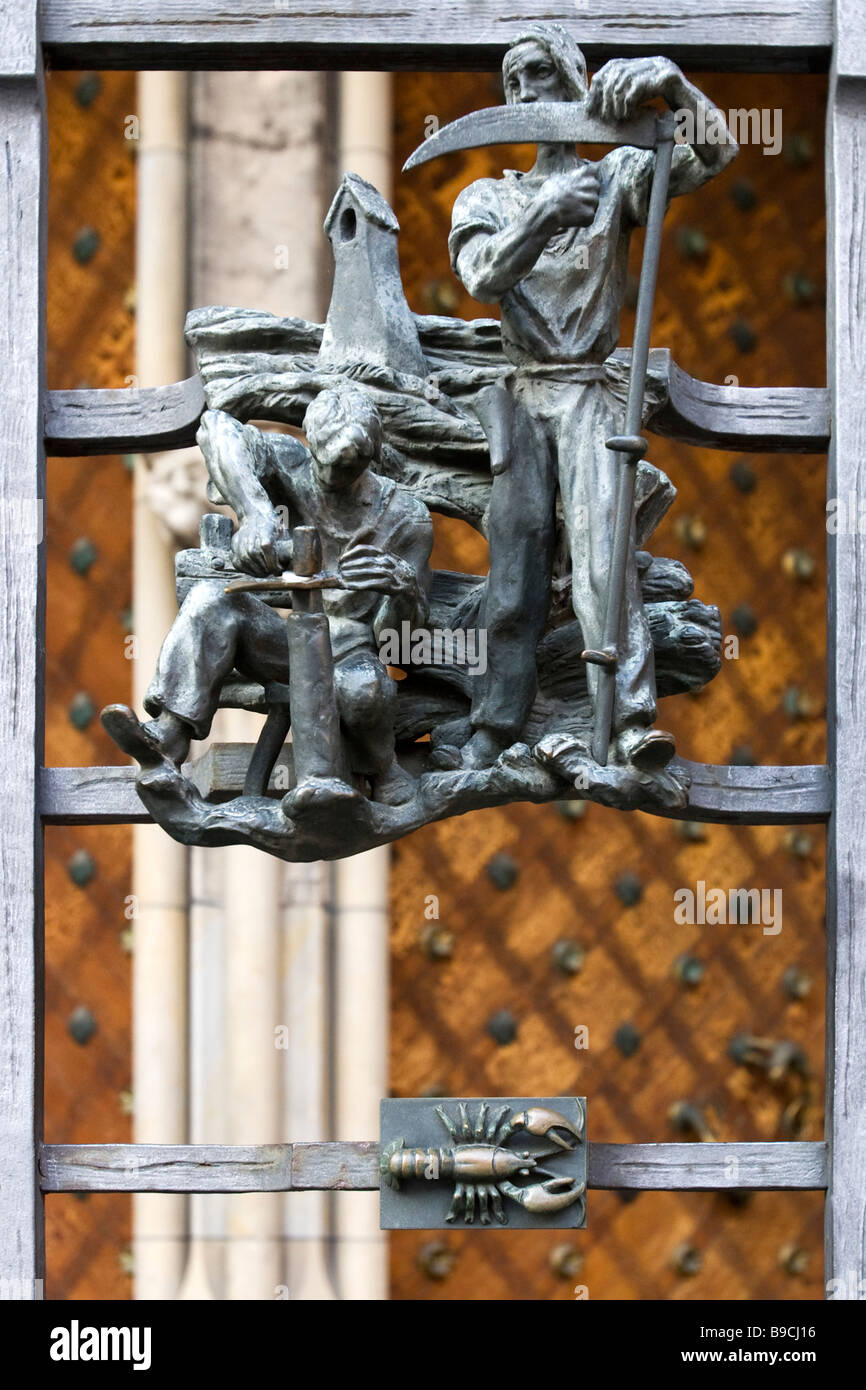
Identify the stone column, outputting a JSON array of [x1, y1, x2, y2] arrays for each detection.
[[133, 71, 190, 1301], [332, 73, 393, 1303], [188, 69, 335, 1301]]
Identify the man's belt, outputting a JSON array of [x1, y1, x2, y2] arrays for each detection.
[[511, 361, 608, 384]]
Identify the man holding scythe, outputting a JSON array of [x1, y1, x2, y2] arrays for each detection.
[[440, 26, 737, 771]]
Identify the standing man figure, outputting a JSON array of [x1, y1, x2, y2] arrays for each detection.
[[449, 25, 737, 770]]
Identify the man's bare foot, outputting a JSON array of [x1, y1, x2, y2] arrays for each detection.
[[461, 728, 508, 771], [371, 759, 417, 807], [615, 725, 676, 772]]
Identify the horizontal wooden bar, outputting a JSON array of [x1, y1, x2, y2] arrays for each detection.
[[39, 755, 831, 827], [40, 1, 832, 73], [39, 748, 282, 824], [40, 1143, 379, 1193], [39, 747, 286, 824], [666, 759, 830, 824], [45, 376, 205, 457], [40, 764, 147, 824], [45, 364, 829, 458], [652, 360, 829, 454], [40, 1140, 827, 1193], [588, 1141, 827, 1191]]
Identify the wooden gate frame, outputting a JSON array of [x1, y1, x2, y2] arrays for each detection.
[[1, 0, 863, 1300]]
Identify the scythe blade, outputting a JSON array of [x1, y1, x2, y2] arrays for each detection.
[[402, 99, 660, 171]]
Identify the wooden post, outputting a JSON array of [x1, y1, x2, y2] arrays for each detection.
[[0, 0, 46, 1301], [825, 0, 866, 1302]]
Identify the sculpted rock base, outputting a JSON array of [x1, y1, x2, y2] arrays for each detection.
[[124, 730, 690, 864]]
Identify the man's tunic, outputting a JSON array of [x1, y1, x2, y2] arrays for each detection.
[[449, 148, 663, 742]]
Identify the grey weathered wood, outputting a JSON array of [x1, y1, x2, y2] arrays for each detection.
[[291, 1142, 381, 1191], [0, 0, 38, 77], [588, 1141, 827, 1191], [45, 361, 828, 458], [666, 759, 830, 824], [39, 1143, 380, 1193], [40, 1140, 826, 1193], [0, 1, 46, 1301], [652, 357, 828, 454], [40, 1, 832, 72], [39, 754, 832, 826], [824, 0, 866, 1303], [45, 376, 204, 456], [39, 764, 150, 825]]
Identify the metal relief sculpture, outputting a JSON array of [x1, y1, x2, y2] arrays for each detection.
[[103, 26, 737, 864], [380, 1098, 587, 1229]]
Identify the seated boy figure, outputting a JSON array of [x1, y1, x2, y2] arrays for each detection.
[[109, 383, 433, 807]]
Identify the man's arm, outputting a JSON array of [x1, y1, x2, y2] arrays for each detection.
[[453, 168, 600, 302], [196, 409, 286, 575], [586, 57, 738, 198], [340, 512, 433, 634]]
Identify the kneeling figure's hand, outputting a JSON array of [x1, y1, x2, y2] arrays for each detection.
[[340, 543, 409, 596], [232, 511, 283, 577]]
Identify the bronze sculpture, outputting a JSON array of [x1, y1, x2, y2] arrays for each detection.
[[102, 27, 734, 863], [381, 1102, 586, 1226], [105, 384, 432, 809], [379, 1096, 587, 1230], [438, 27, 737, 772]]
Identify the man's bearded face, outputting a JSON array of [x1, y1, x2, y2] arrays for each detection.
[[504, 41, 569, 105]]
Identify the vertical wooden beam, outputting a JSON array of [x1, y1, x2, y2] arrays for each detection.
[[825, 0, 866, 1302], [0, 0, 45, 1301]]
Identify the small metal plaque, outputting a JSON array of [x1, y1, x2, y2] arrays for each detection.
[[380, 1096, 586, 1230]]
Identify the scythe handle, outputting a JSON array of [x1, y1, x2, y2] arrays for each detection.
[[590, 113, 676, 765]]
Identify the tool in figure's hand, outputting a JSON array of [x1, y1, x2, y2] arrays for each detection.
[[225, 526, 348, 795], [402, 99, 660, 170], [225, 570, 347, 595]]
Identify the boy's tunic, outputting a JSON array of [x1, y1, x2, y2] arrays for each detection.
[[145, 431, 432, 740]]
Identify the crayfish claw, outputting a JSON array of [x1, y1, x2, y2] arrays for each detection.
[[497, 1176, 586, 1215], [540, 1176, 573, 1192], [507, 1105, 583, 1151]]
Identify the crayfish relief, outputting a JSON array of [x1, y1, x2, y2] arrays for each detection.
[[381, 1102, 585, 1225]]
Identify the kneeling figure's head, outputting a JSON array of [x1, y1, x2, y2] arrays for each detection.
[[304, 382, 383, 489]]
